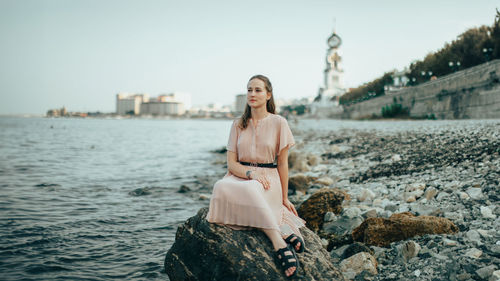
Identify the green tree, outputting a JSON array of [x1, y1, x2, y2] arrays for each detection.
[[341, 10, 499, 104], [340, 72, 393, 104]]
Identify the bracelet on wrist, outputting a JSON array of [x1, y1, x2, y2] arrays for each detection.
[[246, 170, 252, 180]]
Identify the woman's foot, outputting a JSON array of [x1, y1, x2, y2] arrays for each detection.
[[275, 244, 298, 278], [284, 234, 304, 253]]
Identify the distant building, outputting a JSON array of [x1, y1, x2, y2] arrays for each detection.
[[235, 94, 247, 114], [384, 68, 411, 94], [392, 67, 410, 87], [187, 103, 232, 118], [168, 92, 191, 110], [116, 92, 190, 116], [46, 106, 88, 118], [140, 101, 185, 116], [47, 106, 68, 117], [116, 93, 149, 115]]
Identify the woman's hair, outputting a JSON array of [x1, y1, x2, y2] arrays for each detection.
[[239, 74, 276, 129]]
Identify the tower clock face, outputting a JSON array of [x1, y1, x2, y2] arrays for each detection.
[[327, 34, 341, 48]]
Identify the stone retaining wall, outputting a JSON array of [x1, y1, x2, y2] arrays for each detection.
[[341, 60, 500, 119]]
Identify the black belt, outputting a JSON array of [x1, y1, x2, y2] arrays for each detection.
[[240, 161, 277, 168]]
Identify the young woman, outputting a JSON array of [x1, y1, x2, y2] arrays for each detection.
[[206, 74, 306, 278]]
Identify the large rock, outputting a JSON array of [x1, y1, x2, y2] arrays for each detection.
[[323, 211, 364, 236], [339, 252, 378, 280], [400, 240, 421, 261], [306, 153, 320, 166], [288, 151, 311, 172], [288, 173, 314, 194], [165, 208, 345, 281], [298, 188, 350, 232], [352, 212, 458, 247]]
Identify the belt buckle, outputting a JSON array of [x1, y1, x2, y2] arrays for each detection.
[[250, 162, 258, 167]]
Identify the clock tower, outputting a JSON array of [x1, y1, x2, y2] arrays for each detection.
[[311, 27, 345, 118], [322, 31, 344, 103]]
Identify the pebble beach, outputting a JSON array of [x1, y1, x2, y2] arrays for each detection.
[[189, 118, 500, 280], [287, 119, 500, 281]]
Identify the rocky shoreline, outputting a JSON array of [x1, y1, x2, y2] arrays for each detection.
[[286, 120, 499, 280], [172, 119, 499, 280]]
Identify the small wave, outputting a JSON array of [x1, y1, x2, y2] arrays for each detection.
[[74, 234, 109, 240], [15, 167, 30, 172], [18, 237, 66, 248], [57, 255, 93, 263], [25, 264, 70, 274], [34, 183, 61, 188], [149, 225, 175, 231], [129, 270, 161, 279]]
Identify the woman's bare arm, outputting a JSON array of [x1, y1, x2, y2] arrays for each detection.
[[277, 148, 290, 200], [227, 151, 249, 178], [227, 151, 270, 189], [277, 147, 298, 215]]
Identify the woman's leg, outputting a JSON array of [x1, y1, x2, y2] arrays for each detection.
[[261, 228, 296, 277]]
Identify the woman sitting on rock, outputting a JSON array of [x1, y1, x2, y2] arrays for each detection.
[[206, 74, 306, 278]]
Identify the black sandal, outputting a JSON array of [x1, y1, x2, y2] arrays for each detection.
[[275, 245, 299, 278], [285, 234, 305, 253]]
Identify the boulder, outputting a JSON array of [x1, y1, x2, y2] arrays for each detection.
[[400, 241, 421, 261], [288, 151, 310, 172], [165, 208, 345, 281], [298, 188, 350, 232], [306, 154, 320, 166], [315, 176, 334, 186], [480, 206, 496, 219], [339, 252, 378, 280], [357, 188, 376, 202], [323, 213, 364, 236], [424, 187, 438, 200], [288, 173, 314, 194], [466, 187, 484, 200], [464, 248, 483, 259], [352, 212, 458, 247], [341, 242, 374, 260], [476, 265, 496, 280]]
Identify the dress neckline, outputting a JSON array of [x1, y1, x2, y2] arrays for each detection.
[[250, 113, 273, 123]]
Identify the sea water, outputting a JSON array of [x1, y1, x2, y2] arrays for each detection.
[[0, 117, 231, 280]]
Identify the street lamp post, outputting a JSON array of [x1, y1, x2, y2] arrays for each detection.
[[421, 71, 433, 81], [483, 48, 493, 62], [410, 77, 416, 86], [449, 61, 461, 72]]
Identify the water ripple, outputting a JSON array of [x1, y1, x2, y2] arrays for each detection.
[[0, 117, 232, 280]]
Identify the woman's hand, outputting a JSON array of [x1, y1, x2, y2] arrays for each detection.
[[250, 170, 270, 190], [283, 198, 298, 216]]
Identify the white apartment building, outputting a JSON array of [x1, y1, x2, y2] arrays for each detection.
[[140, 101, 185, 116], [116, 92, 190, 116], [116, 93, 150, 115]]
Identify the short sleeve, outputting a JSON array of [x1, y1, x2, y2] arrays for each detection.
[[226, 120, 239, 153], [278, 117, 295, 155]]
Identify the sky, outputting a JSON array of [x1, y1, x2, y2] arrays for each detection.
[[0, 0, 498, 115]]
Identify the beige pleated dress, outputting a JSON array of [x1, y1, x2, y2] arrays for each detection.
[[206, 114, 306, 238]]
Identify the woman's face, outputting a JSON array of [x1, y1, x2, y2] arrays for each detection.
[[247, 78, 271, 109]]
